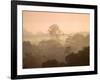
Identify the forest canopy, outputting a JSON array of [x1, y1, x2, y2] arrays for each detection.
[[23, 24, 89, 68]]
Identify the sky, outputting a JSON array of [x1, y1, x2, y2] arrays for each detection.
[[23, 11, 90, 34]]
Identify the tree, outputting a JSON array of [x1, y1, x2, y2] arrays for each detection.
[[42, 59, 66, 67], [23, 41, 42, 68], [65, 47, 89, 66], [65, 33, 88, 53], [42, 59, 59, 67], [38, 40, 65, 62], [64, 46, 72, 56], [48, 24, 61, 40]]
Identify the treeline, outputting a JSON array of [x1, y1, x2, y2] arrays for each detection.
[[23, 33, 89, 68]]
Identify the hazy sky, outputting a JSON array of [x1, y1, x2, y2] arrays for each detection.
[[23, 11, 90, 34]]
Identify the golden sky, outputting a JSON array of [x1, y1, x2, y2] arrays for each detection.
[[23, 11, 90, 34]]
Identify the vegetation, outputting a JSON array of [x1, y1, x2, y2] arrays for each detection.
[[23, 24, 89, 68], [48, 24, 61, 40], [65, 47, 89, 66]]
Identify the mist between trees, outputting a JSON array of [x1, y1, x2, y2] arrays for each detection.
[[23, 24, 89, 68]]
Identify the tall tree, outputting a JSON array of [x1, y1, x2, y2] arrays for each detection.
[[48, 24, 61, 40]]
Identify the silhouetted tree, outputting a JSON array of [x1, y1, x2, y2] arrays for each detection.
[[42, 59, 66, 67], [48, 24, 61, 40], [42, 59, 59, 67], [23, 41, 42, 68], [65, 47, 89, 66], [23, 41, 33, 58]]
